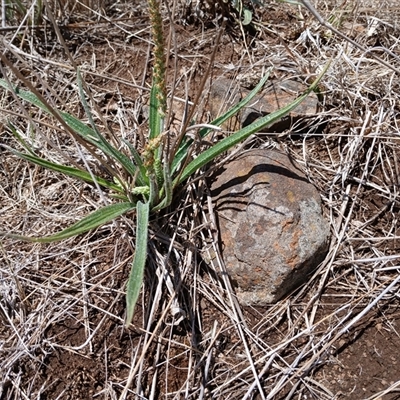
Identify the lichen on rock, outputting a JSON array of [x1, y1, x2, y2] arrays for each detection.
[[210, 149, 330, 306]]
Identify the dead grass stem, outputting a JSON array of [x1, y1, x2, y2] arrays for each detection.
[[2, 0, 400, 399]]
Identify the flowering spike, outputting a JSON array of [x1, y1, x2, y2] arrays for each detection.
[[148, 0, 167, 116]]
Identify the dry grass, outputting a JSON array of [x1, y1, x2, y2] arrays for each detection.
[[1, 0, 400, 399]]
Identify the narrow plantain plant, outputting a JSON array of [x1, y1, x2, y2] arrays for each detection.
[[0, 0, 329, 326]]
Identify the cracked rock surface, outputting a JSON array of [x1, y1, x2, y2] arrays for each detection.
[[210, 149, 330, 305]]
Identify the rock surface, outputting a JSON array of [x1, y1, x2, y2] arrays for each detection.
[[210, 149, 330, 305]]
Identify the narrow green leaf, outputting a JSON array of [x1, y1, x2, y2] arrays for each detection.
[[76, 70, 138, 177], [149, 84, 162, 139], [148, 174, 159, 208], [122, 138, 149, 186], [175, 62, 330, 186], [0, 202, 136, 243], [0, 78, 138, 178], [205, 69, 272, 133], [0, 79, 48, 111], [61, 108, 99, 144], [170, 69, 272, 175], [7, 122, 36, 156], [4, 146, 124, 193], [125, 200, 150, 326], [152, 160, 173, 212], [0, 79, 92, 145]]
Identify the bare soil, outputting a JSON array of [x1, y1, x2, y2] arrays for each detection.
[[1, 1, 400, 399]]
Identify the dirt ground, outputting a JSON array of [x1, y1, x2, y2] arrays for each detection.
[[1, 1, 400, 399]]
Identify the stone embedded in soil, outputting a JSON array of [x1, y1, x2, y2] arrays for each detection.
[[209, 78, 319, 133], [210, 149, 330, 306]]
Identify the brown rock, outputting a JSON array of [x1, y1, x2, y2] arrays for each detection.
[[210, 149, 329, 305]]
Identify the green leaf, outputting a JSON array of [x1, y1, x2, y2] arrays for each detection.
[[242, 8, 252, 25], [122, 138, 149, 186], [0, 77, 138, 178], [152, 160, 173, 212], [200, 68, 272, 134], [63, 108, 138, 178], [170, 69, 272, 175], [125, 200, 150, 326], [7, 122, 36, 156], [76, 70, 138, 178], [0, 79, 48, 111], [175, 62, 330, 186], [4, 146, 124, 193], [149, 84, 162, 139], [0, 202, 136, 243]]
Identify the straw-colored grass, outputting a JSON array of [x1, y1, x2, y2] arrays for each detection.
[[1, 1, 400, 399]]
